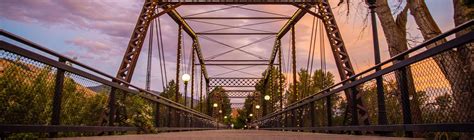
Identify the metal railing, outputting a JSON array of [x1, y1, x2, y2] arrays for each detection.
[[0, 30, 219, 138], [253, 20, 474, 137]]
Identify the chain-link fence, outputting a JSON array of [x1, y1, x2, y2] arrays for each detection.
[[0, 30, 217, 139], [255, 20, 474, 139]]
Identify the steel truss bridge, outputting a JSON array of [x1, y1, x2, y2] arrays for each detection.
[[0, 0, 473, 139]]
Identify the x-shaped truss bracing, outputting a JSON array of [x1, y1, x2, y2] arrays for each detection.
[[209, 77, 260, 87], [116, 0, 369, 125]]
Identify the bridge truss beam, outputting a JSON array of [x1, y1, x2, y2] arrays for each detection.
[[208, 77, 260, 87]]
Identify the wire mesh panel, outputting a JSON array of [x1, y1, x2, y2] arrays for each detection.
[[255, 20, 474, 139], [0, 32, 218, 138], [0, 50, 56, 126]]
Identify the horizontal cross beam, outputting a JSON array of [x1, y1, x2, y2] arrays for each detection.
[[157, 0, 320, 5], [205, 60, 269, 62], [183, 17, 291, 20], [196, 33, 277, 35], [197, 63, 279, 66]]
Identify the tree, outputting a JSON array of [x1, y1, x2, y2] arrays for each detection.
[[407, 1, 473, 133], [160, 80, 183, 103], [0, 59, 155, 137], [253, 66, 286, 115], [284, 69, 346, 127]]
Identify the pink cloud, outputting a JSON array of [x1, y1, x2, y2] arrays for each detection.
[[1, 0, 455, 92]]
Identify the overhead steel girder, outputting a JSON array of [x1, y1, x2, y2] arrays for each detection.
[[157, 0, 320, 5], [276, 5, 311, 40], [164, 4, 210, 83], [225, 90, 255, 98]]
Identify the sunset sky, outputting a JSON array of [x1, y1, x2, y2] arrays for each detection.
[[0, 0, 456, 96]]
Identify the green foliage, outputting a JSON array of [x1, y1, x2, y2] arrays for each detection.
[[0, 61, 53, 125], [208, 87, 231, 123], [160, 80, 183, 103], [0, 59, 155, 137], [249, 66, 286, 115], [231, 109, 249, 129], [116, 91, 156, 133], [286, 69, 335, 104]]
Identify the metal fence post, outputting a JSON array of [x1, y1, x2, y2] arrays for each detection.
[[326, 94, 332, 132], [310, 101, 315, 133], [155, 103, 160, 127], [50, 58, 66, 137], [291, 109, 296, 131], [108, 88, 117, 127], [397, 59, 413, 137]]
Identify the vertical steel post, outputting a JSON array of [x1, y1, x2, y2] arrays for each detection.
[[108, 88, 117, 127], [155, 103, 160, 127], [146, 21, 153, 91], [50, 58, 66, 137], [168, 107, 172, 127], [207, 84, 211, 116], [176, 25, 182, 103], [351, 88, 359, 126], [291, 26, 298, 101], [291, 109, 296, 130], [278, 39, 283, 111], [176, 25, 183, 127], [191, 40, 196, 111], [310, 101, 315, 132], [200, 72, 203, 112], [326, 94, 332, 128], [398, 59, 413, 137], [285, 111, 289, 130]]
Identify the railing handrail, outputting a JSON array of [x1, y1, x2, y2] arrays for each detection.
[[256, 19, 474, 122], [0, 30, 215, 121]]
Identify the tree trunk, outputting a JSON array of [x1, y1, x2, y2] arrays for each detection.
[[453, 0, 474, 139], [408, 0, 473, 126], [374, 0, 423, 126]]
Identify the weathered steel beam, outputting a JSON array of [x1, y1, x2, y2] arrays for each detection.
[[157, 0, 320, 5], [276, 5, 310, 39], [205, 60, 269, 62], [197, 63, 278, 66], [183, 17, 291, 20], [197, 33, 277, 35], [116, 0, 158, 83]]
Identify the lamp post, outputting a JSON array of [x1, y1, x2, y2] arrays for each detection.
[[213, 103, 218, 129], [263, 95, 270, 116], [182, 74, 190, 107], [255, 105, 260, 118], [264, 95, 270, 101], [366, 0, 388, 127]]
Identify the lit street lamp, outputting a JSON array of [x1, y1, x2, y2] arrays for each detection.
[[264, 95, 270, 101], [213, 103, 218, 108], [255, 105, 260, 109], [182, 74, 190, 107], [224, 115, 228, 119], [249, 113, 253, 117]]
